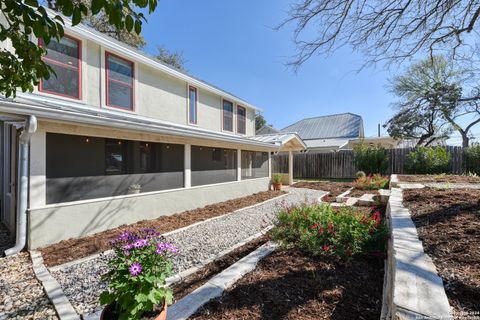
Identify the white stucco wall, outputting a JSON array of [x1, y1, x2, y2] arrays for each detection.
[[28, 177, 271, 249]]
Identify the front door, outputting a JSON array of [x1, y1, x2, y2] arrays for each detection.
[[1, 124, 19, 236]]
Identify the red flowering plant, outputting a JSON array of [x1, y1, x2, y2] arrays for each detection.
[[355, 174, 390, 190], [100, 228, 178, 319], [271, 203, 388, 260]]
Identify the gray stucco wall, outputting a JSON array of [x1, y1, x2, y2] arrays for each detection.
[[28, 177, 270, 249]]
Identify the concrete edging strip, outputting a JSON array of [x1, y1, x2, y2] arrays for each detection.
[[384, 188, 452, 319], [30, 251, 80, 320], [167, 241, 278, 320]]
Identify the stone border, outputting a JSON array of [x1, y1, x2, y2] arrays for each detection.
[[30, 251, 80, 320], [382, 188, 452, 319], [49, 192, 289, 273], [166, 241, 278, 320]]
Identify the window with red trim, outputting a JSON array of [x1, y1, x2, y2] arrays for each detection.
[[222, 100, 234, 132], [188, 86, 198, 124], [39, 36, 81, 99], [237, 106, 246, 134], [106, 53, 134, 110]]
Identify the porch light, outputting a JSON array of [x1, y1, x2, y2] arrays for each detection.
[[85, 137, 90, 143]]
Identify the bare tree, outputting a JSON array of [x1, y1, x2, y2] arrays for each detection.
[[279, 0, 480, 69]]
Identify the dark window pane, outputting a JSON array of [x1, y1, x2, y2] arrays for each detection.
[[105, 140, 126, 175], [108, 81, 133, 109], [223, 100, 233, 131], [44, 37, 79, 67], [237, 106, 246, 134], [191, 146, 237, 186], [107, 55, 133, 84], [189, 87, 197, 124], [241, 151, 269, 179], [42, 63, 79, 98]]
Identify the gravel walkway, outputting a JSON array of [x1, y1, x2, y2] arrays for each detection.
[[0, 252, 58, 320], [50, 187, 325, 316]]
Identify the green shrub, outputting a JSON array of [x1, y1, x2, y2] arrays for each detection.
[[271, 204, 388, 260], [353, 143, 389, 175], [355, 174, 390, 190], [465, 144, 480, 175], [272, 173, 283, 184], [404, 146, 451, 174]]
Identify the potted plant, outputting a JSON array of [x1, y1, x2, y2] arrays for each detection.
[[100, 228, 178, 320], [272, 173, 283, 190], [128, 184, 142, 194]]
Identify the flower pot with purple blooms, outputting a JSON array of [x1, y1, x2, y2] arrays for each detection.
[[100, 228, 178, 320]]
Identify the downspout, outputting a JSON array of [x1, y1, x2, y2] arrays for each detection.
[[5, 115, 37, 256]]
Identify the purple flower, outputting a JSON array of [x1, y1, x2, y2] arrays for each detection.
[[156, 242, 178, 256], [129, 262, 142, 276], [133, 239, 149, 248], [123, 243, 133, 251]]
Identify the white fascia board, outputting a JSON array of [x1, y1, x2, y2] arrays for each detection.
[[0, 99, 278, 150], [45, 9, 262, 112]]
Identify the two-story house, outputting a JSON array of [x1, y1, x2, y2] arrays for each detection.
[[0, 10, 305, 253]]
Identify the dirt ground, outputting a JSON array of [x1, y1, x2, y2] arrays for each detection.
[[398, 174, 480, 183], [348, 188, 380, 198], [40, 191, 285, 267], [292, 181, 353, 202], [190, 248, 384, 320], [171, 235, 269, 302], [403, 188, 480, 313]]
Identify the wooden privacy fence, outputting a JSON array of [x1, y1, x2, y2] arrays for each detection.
[[272, 146, 466, 179]]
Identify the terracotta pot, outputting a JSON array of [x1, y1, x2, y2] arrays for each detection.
[[273, 183, 282, 191], [101, 300, 167, 320]]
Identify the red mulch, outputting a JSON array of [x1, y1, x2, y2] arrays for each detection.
[[403, 188, 480, 313], [398, 175, 480, 183], [171, 235, 269, 302], [348, 189, 380, 198], [292, 181, 354, 202], [190, 248, 384, 320], [40, 191, 285, 267]]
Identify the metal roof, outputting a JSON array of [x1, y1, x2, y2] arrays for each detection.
[[281, 113, 363, 140], [305, 138, 350, 149], [256, 125, 279, 135], [250, 132, 307, 150], [1, 93, 279, 150]]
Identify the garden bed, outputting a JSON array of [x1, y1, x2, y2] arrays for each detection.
[[189, 247, 384, 320], [398, 174, 480, 184], [403, 188, 480, 313], [171, 235, 269, 302], [292, 181, 353, 202], [347, 188, 380, 199], [40, 190, 285, 267]]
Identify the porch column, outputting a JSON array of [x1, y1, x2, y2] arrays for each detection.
[[30, 129, 46, 208], [237, 149, 242, 181], [288, 150, 294, 185], [184, 144, 191, 188], [268, 151, 272, 178]]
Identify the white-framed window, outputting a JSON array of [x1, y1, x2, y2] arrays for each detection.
[[222, 99, 234, 132], [237, 105, 246, 134], [188, 86, 198, 124]]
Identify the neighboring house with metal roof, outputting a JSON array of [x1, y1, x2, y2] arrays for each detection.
[[281, 113, 365, 153], [0, 9, 305, 253], [256, 124, 280, 136]]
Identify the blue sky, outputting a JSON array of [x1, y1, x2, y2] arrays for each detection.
[[141, 0, 400, 137]]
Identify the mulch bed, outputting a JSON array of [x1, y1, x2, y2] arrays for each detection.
[[292, 181, 353, 203], [190, 248, 384, 320], [403, 188, 480, 313], [398, 174, 480, 184], [348, 189, 380, 199], [171, 235, 269, 302], [40, 191, 285, 267]]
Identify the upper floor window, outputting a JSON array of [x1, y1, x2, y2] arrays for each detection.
[[237, 106, 246, 134], [39, 35, 81, 99], [106, 53, 134, 111], [188, 86, 198, 124], [222, 100, 234, 132]]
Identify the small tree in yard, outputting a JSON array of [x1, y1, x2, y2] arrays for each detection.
[[465, 144, 480, 175], [353, 143, 389, 175], [405, 146, 451, 174]]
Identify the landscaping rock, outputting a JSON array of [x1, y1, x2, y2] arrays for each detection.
[[357, 193, 376, 206], [50, 188, 326, 316]]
